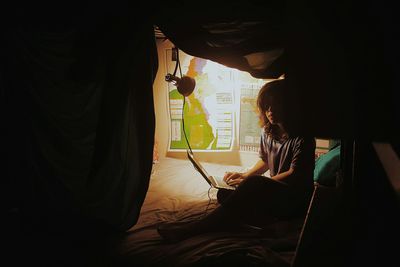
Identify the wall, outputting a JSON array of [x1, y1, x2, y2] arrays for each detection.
[[153, 39, 260, 167]]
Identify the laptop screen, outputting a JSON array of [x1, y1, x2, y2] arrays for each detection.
[[186, 150, 217, 187]]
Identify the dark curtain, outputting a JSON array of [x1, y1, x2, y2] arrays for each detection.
[[3, 9, 158, 237], [156, 2, 285, 79]]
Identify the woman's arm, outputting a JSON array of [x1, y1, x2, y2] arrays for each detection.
[[274, 137, 315, 186], [270, 168, 294, 183], [243, 159, 269, 178]]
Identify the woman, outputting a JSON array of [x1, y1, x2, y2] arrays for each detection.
[[158, 79, 316, 242]]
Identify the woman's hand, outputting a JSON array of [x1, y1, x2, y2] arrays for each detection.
[[223, 172, 247, 186]]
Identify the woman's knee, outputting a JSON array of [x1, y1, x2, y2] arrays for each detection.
[[218, 176, 265, 203], [239, 175, 266, 191], [239, 175, 288, 195]]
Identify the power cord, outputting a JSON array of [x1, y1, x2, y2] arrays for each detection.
[[172, 47, 179, 77], [182, 97, 193, 155], [191, 186, 214, 220], [202, 186, 214, 218], [176, 47, 193, 155], [175, 47, 211, 219]]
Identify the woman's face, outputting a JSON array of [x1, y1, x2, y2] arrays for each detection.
[[264, 95, 284, 125]]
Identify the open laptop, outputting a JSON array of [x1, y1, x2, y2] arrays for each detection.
[[187, 150, 236, 191]]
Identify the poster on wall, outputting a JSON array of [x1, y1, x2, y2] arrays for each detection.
[[237, 75, 269, 153], [166, 49, 235, 151], [239, 82, 263, 152]]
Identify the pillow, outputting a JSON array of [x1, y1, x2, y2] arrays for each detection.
[[314, 145, 341, 186]]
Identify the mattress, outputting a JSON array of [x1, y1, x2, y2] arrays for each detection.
[[111, 157, 303, 267]]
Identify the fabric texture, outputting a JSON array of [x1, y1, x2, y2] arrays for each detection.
[[3, 12, 158, 232], [217, 176, 311, 226], [155, 2, 285, 80], [113, 157, 301, 267], [314, 145, 341, 187]]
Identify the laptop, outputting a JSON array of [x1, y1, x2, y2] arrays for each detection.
[[187, 150, 236, 191]]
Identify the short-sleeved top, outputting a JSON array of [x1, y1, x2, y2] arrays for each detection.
[[259, 131, 316, 189]]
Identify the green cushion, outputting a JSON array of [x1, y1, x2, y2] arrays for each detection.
[[314, 145, 341, 186]]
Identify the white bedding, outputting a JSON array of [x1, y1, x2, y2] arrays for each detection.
[[135, 157, 244, 225], [112, 157, 302, 267]]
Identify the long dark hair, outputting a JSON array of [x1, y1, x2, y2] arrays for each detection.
[[257, 79, 288, 141]]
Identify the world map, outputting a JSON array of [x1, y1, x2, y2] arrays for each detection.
[[168, 51, 234, 151], [167, 48, 268, 152]]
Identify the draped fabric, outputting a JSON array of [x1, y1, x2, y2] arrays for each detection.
[[3, 11, 158, 232], [155, 2, 285, 79]]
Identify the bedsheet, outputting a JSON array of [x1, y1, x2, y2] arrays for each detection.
[[111, 157, 303, 267]]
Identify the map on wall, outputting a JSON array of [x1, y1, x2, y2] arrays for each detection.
[[167, 49, 235, 151]]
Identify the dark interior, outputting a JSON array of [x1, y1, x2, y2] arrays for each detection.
[[3, 2, 400, 266]]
